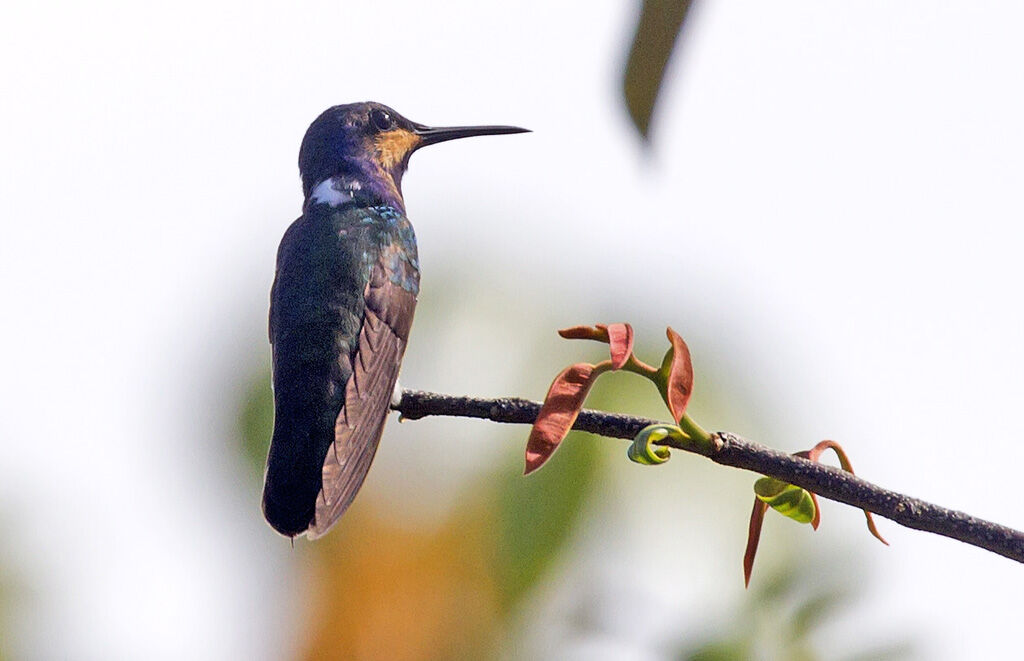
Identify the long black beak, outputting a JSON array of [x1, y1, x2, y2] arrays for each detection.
[[413, 122, 530, 147]]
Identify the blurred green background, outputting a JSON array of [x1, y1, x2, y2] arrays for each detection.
[[3, 0, 1024, 659], [236, 316, 914, 660]]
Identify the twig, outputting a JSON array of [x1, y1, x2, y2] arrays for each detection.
[[395, 389, 1024, 564]]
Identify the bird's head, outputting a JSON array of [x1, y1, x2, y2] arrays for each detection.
[[298, 101, 528, 211]]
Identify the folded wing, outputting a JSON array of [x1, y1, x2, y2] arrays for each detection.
[[309, 259, 417, 537]]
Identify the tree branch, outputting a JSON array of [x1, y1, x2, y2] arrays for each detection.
[[395, 388, 1024, 564]]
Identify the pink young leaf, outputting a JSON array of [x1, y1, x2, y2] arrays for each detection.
[[556, 324, 635, 369], [808, 492, 821, 530], [558, 325, 609, 342], [803, 440, 888, 545], [603, 323, 634, 369], [664, 327, 694, 422], [525, 363, 599, 474]]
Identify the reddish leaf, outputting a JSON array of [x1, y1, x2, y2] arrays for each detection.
[[805, 440, 888, 545], [863, 510, 888, 545], [604, 323, 634, 369], [743, 499, 769, 587], [558, 325, 609, 342], [664, 327, 694, 422], [525, 363, 598, 474], [557, 323, 634, 369], [805, 440, 839, 464], [808, 492, 821, 530]]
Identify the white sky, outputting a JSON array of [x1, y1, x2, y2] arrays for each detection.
[[2, 1, 1023, 659]]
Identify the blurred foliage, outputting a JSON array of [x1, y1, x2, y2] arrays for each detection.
[[623, 0, 695, 140], [493, 432, 601, 613], [239, 367, 274, 478], [234, 333, 702, 659], [236, 320, 917, 660], [237, 359, 605, 660], [298, 507, 499, 661], [678, 558, 916, 661]]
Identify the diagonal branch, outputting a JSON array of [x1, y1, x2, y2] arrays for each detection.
[[395, 388, 1024, 564]]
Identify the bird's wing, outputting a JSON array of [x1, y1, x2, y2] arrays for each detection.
[[309, 245, 417, 537], [264, 211, 359, 538], [263, 205, 418, 539]]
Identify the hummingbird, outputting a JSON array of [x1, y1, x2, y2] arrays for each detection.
[[262, 102, 528, 538]]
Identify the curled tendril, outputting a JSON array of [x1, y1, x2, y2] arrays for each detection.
[[628, 424, 687, 465]]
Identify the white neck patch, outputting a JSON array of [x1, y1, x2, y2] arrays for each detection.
[[310, 177, 360, 207]]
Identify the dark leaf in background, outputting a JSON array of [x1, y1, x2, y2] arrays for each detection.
[[623, 0, 694, 140]]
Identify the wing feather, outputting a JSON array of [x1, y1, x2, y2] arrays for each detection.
[[308, 267, 416, 537], [263, 204, 418, 539]]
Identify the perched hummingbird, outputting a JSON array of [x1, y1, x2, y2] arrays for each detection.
[[262, 102, 527, 538]]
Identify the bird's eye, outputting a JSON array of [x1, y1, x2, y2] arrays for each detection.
[[369, 109, 394, 132]]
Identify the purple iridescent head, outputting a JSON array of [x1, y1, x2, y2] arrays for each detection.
[[298, 101, 528, 211]]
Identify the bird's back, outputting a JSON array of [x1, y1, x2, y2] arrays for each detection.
[[263, 202, 419, 537]]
